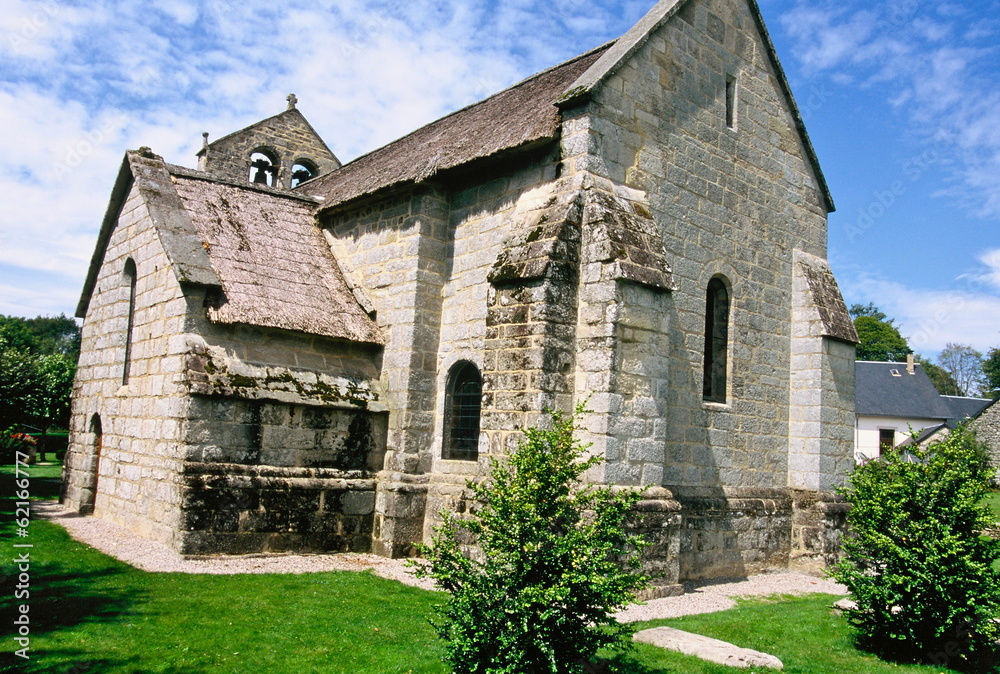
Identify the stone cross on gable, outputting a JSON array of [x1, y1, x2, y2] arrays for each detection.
[[286, 93, 297, 110]]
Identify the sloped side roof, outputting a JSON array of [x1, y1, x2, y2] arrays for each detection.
[[942, 395, 993, 423], [856, 361, 953, 419], [170, 168, 383, 345], [304, 44, 611, 211]]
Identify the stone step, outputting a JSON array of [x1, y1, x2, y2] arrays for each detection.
[[634, 626, 783, 670]]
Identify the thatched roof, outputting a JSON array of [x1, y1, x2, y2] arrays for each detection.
[[304, 43, 612, 211], [170, 167, 383, 345]]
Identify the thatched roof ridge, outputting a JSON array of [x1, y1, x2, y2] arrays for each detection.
[[304, 43, 612, 211], [171, 172, 383, 345]]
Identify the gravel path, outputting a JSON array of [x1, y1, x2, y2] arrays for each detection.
[[36, 502, 847, 620]]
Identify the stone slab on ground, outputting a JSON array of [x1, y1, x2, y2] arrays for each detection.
[[634, 626, 784, 670]]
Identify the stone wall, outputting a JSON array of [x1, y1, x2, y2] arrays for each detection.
[[969, 401, 1000, 483], [198, 108, 340, 189], [65, 178, 390, 555], [63, 183, 192, 547], [558, 0, 842, 493]]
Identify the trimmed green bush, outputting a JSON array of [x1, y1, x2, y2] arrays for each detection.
[[833, 425, 1000, 666], [412, 407, 648, 674]]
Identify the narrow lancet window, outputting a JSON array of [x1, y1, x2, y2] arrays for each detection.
[[703, 277, 730, 403], [725, 74, 738, 130], [443, 361, 482, 461], [122, 258, 137, 386]]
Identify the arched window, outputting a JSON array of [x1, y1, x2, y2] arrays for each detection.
[[703, 277, 730, 403], [248, 149, 278, 186], [290, 159, 318, 188], [443, 361, 482, 461], [122, 258, 137, 386], [83, 413, 102, 515]]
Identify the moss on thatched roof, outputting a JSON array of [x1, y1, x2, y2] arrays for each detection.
[[172, 170, 383, 345]]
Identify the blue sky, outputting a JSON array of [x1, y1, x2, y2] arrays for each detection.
[[0, 0, 997, 359]]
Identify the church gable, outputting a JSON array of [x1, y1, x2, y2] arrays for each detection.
[[560, 0, 833, 213], [197, 98, 341, 190]]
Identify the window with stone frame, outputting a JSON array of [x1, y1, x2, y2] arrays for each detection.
[[443, 361, 482, 461], [725, 73, 738, 130], [122, 258, 137, 386], [703, 276, 730, 403]]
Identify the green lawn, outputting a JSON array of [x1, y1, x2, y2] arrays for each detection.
[[2, 460, 997, 673], [985, 489, 1000, 523], [2, 518, 995, 674]]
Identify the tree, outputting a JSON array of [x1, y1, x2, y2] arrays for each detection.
[[412, 408, 648, 674], [854, 315, 911, 362], [0, 313, 80, 358], [915, 355, 962, 397], [938, 343, 985, 397], [849, 302, 891, 323], [0, 313, 80, 446], [983, 348, 1000, 399], [832, 425, 1000, 666]]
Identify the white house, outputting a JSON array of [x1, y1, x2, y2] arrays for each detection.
[[855, 358, 991, 462]]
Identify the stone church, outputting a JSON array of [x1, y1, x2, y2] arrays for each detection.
[[62, 0, 858, 594]]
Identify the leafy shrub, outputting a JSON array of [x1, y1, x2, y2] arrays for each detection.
[[832, 425, 1000, 665], [412, 407, 648, 674]]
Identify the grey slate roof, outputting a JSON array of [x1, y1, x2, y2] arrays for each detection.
[[941, 395, 993, 424], [305, 0, 834, 214], [77, 151, 382, 345], [855, 361, 954, 419]]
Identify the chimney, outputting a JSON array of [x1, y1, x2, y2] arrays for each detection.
[[906, 353, 915, 375]]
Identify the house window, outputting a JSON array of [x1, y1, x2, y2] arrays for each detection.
[[443, 361, 482, 461], [725, 74, 738, 130], [703, 277, 730, 403], [879, 428, 895, 454], [290, 159, 318, 188], [122, 258, 137, 386], [248, 149, 278, 186]]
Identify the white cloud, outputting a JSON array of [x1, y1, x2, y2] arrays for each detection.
[[840, 273, 1000, 355], [781, 0, 1000, 219], [0, 0, 651, 318]]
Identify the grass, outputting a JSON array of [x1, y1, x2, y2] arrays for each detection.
[[1, 461, 996, 673], [985, 489, 1000, 523], [2, 519, 994, 674]]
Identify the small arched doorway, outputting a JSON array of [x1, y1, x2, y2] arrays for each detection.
[[82, 413, 103, 515]]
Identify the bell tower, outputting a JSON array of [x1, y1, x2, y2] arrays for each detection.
[[196, 94, 341, 189]]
